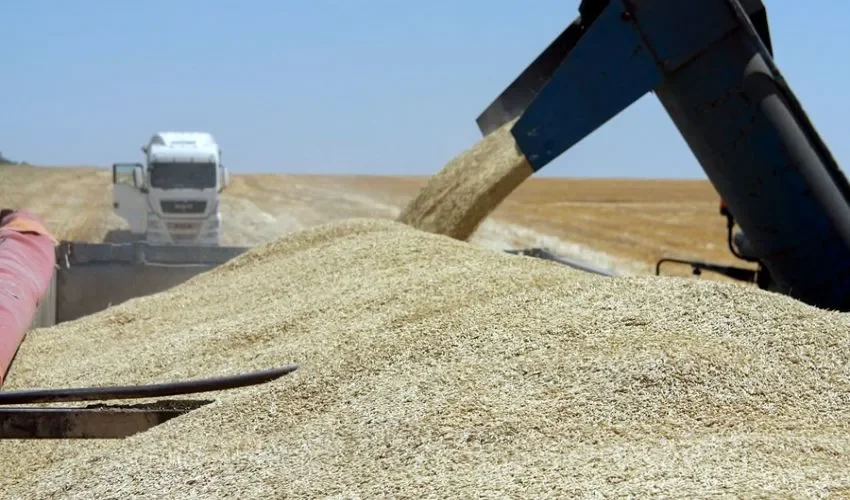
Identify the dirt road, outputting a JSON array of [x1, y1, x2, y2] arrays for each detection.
[[0, 165, 731, 276]]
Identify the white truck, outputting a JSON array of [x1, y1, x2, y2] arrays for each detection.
[[112, 132, 231, 246]]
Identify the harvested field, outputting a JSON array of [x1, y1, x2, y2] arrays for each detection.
[[3, 218, 850, 497], [0, 165, 124, 242], [0, 164, 741, 278]]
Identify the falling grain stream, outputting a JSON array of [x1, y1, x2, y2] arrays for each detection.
[[398, 119, 534, 240]]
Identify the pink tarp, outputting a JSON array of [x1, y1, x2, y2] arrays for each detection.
[[0, 210, 57, 385]]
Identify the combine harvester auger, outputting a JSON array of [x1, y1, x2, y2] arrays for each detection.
[[477, 0, 850, 311]]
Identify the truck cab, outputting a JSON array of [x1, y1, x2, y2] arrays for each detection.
[[112, 132, 231, 246]]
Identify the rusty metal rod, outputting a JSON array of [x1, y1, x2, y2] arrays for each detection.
[[0, 364, 298, 405]]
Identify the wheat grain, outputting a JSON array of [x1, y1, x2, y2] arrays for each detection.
[[397, 119, 533, 240], [2, 218, 850, 498]]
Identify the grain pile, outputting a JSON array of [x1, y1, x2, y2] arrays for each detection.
[[397, 119, 533, 240], [4, 218, 850, 497]]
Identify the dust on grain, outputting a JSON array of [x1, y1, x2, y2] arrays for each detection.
[[3, 218, 850, 497], [398, 119, 533, 240]]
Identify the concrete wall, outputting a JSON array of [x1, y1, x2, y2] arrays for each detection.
[[29, 269, 57, 329], [45, 241, 250, 325], [55, 263, 218, 324]]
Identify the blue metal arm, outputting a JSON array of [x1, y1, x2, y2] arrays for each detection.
[[483, 0, 850, 310]]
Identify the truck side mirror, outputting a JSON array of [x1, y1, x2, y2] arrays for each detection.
[[132, 166, 145, 189]]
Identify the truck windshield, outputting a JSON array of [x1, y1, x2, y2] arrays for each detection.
[[149, 162, 217, 189]]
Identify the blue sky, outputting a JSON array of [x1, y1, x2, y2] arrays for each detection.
[[2, 1, 848, 178]]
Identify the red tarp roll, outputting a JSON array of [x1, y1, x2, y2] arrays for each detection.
[[0, 209, 57, 385]]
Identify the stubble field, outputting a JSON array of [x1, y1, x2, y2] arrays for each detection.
[[0, 163, 745, 279], [6, 164, 850, 498]]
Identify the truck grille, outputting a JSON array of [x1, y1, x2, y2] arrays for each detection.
[[166, 222, 202, 243], [171, 234, 199, 243], [160, 200, 207, 214]]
